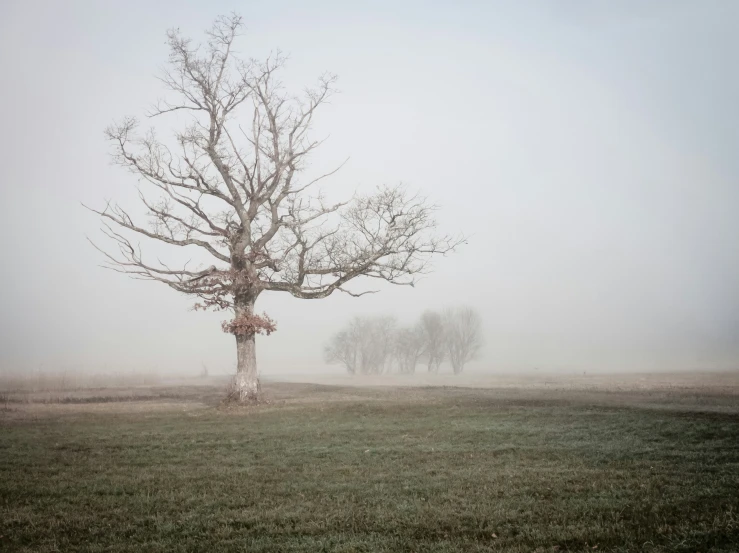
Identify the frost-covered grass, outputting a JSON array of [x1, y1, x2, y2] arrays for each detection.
[[1, 382, 738, 552]]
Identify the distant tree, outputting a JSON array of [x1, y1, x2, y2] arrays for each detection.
[[420, 310, 446, 373], [325, 315, 396, 374], [364, 316, 397, 374], [395, 324, 425, 374], [88, 15, 461, 402], [324, 327, 360, 374], [444, 307, 483, 374]]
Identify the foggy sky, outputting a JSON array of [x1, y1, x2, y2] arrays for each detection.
[[1, 0, 738, 376]]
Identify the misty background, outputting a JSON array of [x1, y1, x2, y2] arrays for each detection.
[[1, 0, 738, 377]]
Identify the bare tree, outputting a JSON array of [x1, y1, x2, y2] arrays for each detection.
[[395, 323, 425, 374], [366, 316, 397, 374], [346, 315, 395, 374], [444, 307, 483, 374], [325, 315, 396, 374], [324, 330, 356, 374], [324, 318, 364, 374], [420, 310, 446, 373], [88, 15, 461, 401]]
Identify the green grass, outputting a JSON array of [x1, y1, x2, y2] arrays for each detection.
[[1, 384, 738, 552]]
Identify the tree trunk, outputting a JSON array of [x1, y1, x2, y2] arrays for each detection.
[[233, 298, 259, 402], [428, 356, 440, 374]]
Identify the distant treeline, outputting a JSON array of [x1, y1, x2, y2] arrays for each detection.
[[324, 307, 482, 375]]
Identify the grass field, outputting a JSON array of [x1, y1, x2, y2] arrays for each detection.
[[1, 374, 738, 552]]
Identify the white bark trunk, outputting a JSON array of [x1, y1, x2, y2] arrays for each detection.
[[234, 299, 260, 402]]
